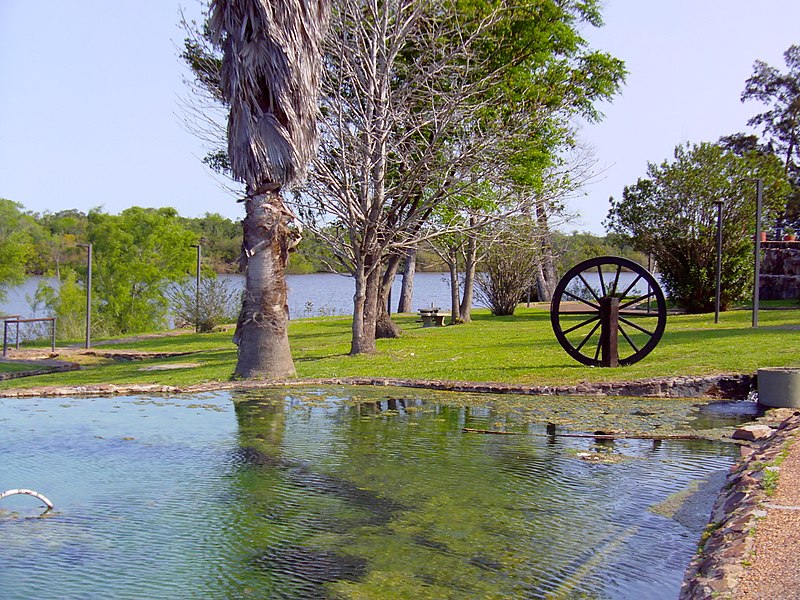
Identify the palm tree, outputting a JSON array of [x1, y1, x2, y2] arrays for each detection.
[[209, 0, 329, 378]]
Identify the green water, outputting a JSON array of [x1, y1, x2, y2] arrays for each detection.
[[0, 388, 751, 599]]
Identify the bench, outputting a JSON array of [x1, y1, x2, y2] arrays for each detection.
[[418, 308, 448, 327]]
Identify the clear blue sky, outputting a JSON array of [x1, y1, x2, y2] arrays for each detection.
[[1, 1, 799, 233]]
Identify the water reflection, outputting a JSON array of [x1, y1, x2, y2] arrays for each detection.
[[0, 388, 741, 599]]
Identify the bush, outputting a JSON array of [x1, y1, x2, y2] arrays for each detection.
[[474, 220, 540, 316], [168, 276, 239, 332]]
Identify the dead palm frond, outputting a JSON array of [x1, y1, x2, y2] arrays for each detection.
[[209, 0, 329, 190]]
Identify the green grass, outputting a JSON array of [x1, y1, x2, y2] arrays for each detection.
[[0, 306, 798, 390], [0, 361, 41, 374]]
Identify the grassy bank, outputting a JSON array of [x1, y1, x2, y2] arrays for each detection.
[[0, 306, 797, 391]]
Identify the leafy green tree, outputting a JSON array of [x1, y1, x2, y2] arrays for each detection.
[[0, 199, 37, 302], [32, 268, 87, 340], [741, 44, 800, 228], [88, 207, 198, 334], [181, 212, 241, 272], [30, 209, 89, 278], [552, 231, 646, 277], [606, 143, 789, 313]]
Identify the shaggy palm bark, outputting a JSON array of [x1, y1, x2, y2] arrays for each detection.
[[210, 0, 328, 378], [233, 190, 297, 378]]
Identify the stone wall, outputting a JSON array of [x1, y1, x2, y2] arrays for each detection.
[[760, 241, 800, 301]]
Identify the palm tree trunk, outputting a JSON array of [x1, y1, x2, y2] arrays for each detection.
[[233, 192, 296, 378]]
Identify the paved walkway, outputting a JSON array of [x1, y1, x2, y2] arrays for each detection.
[[736, 436, 800, 599]]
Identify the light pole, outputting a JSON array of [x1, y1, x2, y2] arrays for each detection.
[[714, 200, 724, 324], [753, 178, 763, 328], [191, 244, 201, 333], [78, 243, 92, 348]]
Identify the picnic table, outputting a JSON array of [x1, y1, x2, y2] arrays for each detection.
[[418, 307, 447, 327]]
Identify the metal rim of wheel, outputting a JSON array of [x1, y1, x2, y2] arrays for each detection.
[[550, 256, 667, 367]]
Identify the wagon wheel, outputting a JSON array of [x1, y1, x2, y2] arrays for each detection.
[[550, 256, 666, 367]]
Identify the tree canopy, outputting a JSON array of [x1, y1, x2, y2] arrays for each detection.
[[741, 44, 800, 228], [606, 142, 790, 313]]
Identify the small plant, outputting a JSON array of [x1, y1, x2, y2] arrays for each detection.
[[763, 467, 780, 496]]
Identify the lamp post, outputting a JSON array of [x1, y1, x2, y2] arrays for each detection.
[[191, 244, 201, 333], [753, 178, 763, 328], [78, 243, 92, 348], [714, 200, 724, 324]]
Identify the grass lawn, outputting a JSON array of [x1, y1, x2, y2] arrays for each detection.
[[0, 304, 797, 391]]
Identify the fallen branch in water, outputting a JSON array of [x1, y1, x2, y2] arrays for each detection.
[[462, 428, 712, 440], [462, 428, 520, 435]]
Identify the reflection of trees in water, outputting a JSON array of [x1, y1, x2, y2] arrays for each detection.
[[218, 388, 716, 599]]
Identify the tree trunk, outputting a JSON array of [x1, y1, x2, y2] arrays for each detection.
[[397, 247, 417, 313], [376, 254, 402, 338], [448, 248, 461, 324], [534, 203, 557, 302], [350, 257, 381, 354], [535, 235, 557, 302], [459, 230, 477, 323], [233, 191, 297, 379]]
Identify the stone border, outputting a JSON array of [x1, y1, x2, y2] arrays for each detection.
[[680, 411, 800, 599], [0, 361, 81, 381], [0, 373, 755, 399]]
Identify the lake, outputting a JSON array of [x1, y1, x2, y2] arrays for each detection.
[[0, 386, 748, 599], [1, 270, 657, 322], [1, 272, 470, 322]]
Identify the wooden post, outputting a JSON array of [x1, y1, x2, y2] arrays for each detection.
[[599, 296, 620, 368]]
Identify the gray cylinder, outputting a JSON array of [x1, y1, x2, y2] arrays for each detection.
[[758, 367, 800, 408]]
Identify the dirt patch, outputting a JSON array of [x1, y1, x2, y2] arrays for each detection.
[[138, 363, 202, 371]]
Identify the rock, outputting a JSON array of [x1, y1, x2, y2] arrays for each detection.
[[732, 425, 773, 441]]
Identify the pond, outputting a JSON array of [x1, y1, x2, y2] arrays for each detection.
[[0, 387, 754, 599]]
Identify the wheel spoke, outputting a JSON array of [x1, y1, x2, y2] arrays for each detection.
[[593, 336, 602, 361], [575, 320, 602, 352], [618, 315, 654, 337], [577, 274, 601, 303], [596, 266, 607, 297], [619, 291, 653, 311], [618, 322, 640, 353], [562, 314, 600, 335], [563, 290, 600, 311], [610, 265, 622, 296], [618, 274, 643, 299]]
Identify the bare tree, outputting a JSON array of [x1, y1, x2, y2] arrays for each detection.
[[209, 0, 329, 377], [300, 0, 539, 353]]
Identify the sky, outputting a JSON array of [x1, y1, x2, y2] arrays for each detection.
[[1, 1, 799, 234]]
